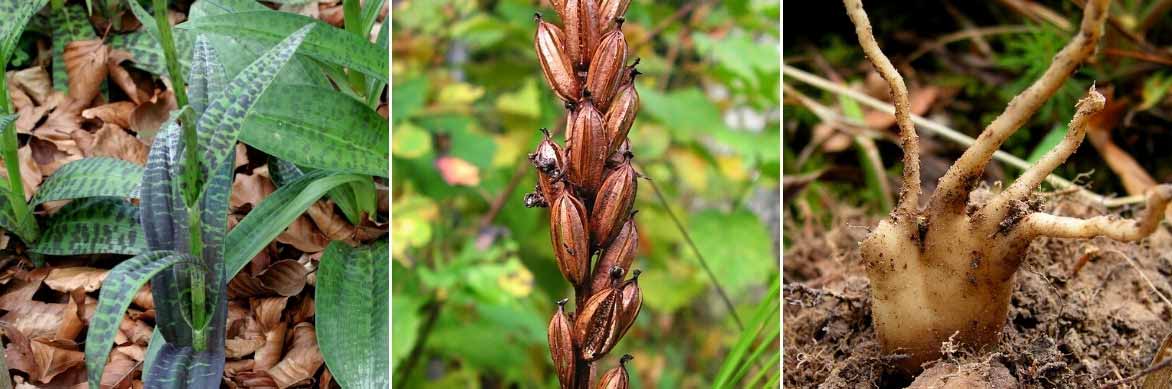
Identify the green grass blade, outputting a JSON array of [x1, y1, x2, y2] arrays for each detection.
[[241, 84, 388, 177], [31, 198, 147, 255], [743, 350, 780, 388], [317, 239, 389, 389], [226, 171, 366, 278], [727, 305, 780, 384], [179, 11, 387, 82], [359, 0, 385, 37], [85, 250, 191, 389], [713, 275, 780, 387], [31, 157, 144, 206], [268, 158, 364, 225], [194, 24, 312, 181], [364, 20, 388, 108]]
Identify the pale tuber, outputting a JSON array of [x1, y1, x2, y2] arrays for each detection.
[[841, 0, 1172, 371]]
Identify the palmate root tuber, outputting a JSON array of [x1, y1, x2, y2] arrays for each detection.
[[841, 0, 1172, 371]]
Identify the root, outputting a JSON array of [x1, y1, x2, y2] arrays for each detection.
[[928, 0, 1109, 219], [842, 0, 921, 214], [1015, 185, 1172, 241]]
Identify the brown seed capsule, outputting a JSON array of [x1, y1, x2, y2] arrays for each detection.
[[560, 0, 600, 70], [535, 15, 580, 103], [567, 99, 608, 194], [551, 190, 590, 285], [616, 58, 640, 90], [596, 354, 633, 389], [549, 0, 565, 14], [590, 161, 637, 247], [548, 299, 575, 388], [585, 29, 627, 112], [604, 75, 639, 156], [605, 139, 631, 169], [524, 190, 548, 208], [530, 128, 566, 201], [590, 216, 637, 292], [615, 270, 642, 340], [575, 268, 625, 361], [599, 0, 633, 33]]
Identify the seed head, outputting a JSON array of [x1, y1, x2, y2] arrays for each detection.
[[550, 190, 591, 285], [548, 299, 576, 388], [597, 354, 633, 389]]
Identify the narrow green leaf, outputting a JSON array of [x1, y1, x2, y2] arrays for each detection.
[[31, 198, 147, 255], [317, 239, 389, 389], [179, 11, 387, 81], [187, 0, 328, 88], [241, 84, 389, 176], [50, 4, 96, 92], [268, 158, 364, 225], [186, 35, 228, 117], [31, 157, 144, 206], [364, 21, 388, 108], [713, 275, 780, 387], [85, 250, 192, 389], [142, 328, 166, 379], [140, 115, 194, 345], [359, 0, 386, 37], [226, 171, 366, 278], [145, 337, 224, 389], [195, 24, 313, 181]]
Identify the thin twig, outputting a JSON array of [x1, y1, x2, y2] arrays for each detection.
[[478, 159, 529, 230], [906, 25, 1036, 63], [1100, 356, 1172, 388], [631, 0, 706, 51], [1101, 248, 1172, 313], [640, 167, 745, 330], [782, 64, 1148, 208], [394, 298, 443, 386]]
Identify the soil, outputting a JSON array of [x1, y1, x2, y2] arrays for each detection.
[[784, 196, 1172, 388]]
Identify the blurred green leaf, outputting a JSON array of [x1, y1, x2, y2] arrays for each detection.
[[1026, 124, 1067, 164], [391, 292, 422, 372], [392, 76, 429, 123], [392, 122, 433, 160], [688, 208, 774, 297], [640, 87, 727, 140]]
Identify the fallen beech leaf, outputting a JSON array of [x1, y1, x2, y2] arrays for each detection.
[[254, 297, 289, 329], [107, 50, 154, 105], [225, 337, 266, 359], [231, 169, 276, 211], [3, 324, 37, 376], [132, 285, 154, 310], [0, 146, 44, 200], [287, 296, 316, 327], [44, 266, 108, 292], [63, 40, 110, 112], [2, 302, 68, 340], [129, 90, 176, 136], [435, 155, 480, 186], [277, 215, 330, 253], [100, 353, 138, 389], [29, 136, 82, 177], [0, 268, 48, 311], [224, 359, 255, 376], [118, 318, 153, 346], [307, 200, 355, 242], [83, 124, 149, 165], [267, 323, 324, 389], [82, 101, 136, 129], [319, 4, 344, 26], [228, 261, 308, 298], [235, 371, 278, 389], [56, 289, 87, 341], [30, 339, 85, 383], [254, 322, 287, 371], [9, 67, 53, 104]]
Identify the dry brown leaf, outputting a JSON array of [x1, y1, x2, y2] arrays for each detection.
[[1085, 97, 1157, 196], [100, 354, 138, 389], [0, 268, 47, 310], [319, 4, 344, 26], [0, 145, 45, 199], [9, 67, 53, 104], [129, 90, 176, 136], [225, 337, 266, 359], [118, 318, 153, 346], [235, 371, 278, 389], [234, 143, 249, 169], [63, 40, 110, 112], [254, 297, 289, 329], [83, 124, 149, 165], [277, 215, 330, 252], [107, 50, 154, 106], [132, 285, 154, 310], [29, 136, 82, 178], [267, 323, 323, 389], [231, 169, 276, 211], [1, 301, 65, 340], [307, 200, 354, 242], [30, 339, 85, 384], [55, 289, 87, 341], [254, 322, 287, 371], [82, 101, 136, 129], [3, 324, 37, 376], [224, 359, 255, 377], [288, 296, 316, 326], [13, 91, 63, 133], [44, 266, 108, 292], [256, 260, 309, 297]]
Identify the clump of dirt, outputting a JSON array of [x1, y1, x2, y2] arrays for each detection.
[[784, 197, 1172, 388]]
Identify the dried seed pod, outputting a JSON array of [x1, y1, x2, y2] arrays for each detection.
[[590, 161, 637, 246], [567, 98, 608, 194], [606, 139, 632, 169], [596, 354, 633, 389], [574, 268, 625, 361], [585, 29, 628, 111], [549, 0, 565, 14], [551, 190, 590, 285], [535, 15, 580, 103], [560, 0, 601, 70], [524, 190, 548, 208], [590, 216, 637, 292], [604, 78, 639, 156], [530, 128, 566, 201], [599, 0, 633, 33], [615, 270, 642, 340], [548, 299, 575, 388]]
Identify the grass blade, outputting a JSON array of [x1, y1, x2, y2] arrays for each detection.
[[31, 157, 144, 206], [226, 171, 366, 278], [85, 250, 193, 389], [712, 274, 780, 387], [31, 198, 147, 255], [179, 10, 387, 81], [241, 84, 388, 176], [317, 239, 389, 389]]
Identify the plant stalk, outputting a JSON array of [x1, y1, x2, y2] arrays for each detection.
[[0, 65, 35, 241], [343, 0, 367, 97]]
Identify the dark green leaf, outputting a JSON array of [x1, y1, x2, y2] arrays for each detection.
[[241, 84, 388, 176], [226, 171, 366, 278], [31, 198, 147, 256], [50, 4, 96, 91], [195, 24, 312, 182], [85, 250, 193, 389], [317, 239, 389, 389], [180, 11, 387, 81], [145, 343, 224, 389], [0, 0, 47, 65], [31, 157, 144, 206], [187, 35, 228, 117]]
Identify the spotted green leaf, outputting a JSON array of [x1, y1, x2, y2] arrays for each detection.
[[108, 30, 194, 77], [226, 171, 366, 278], [242, 84, 388, 177], [0, 0, 47, 64], [31, 157, 144, 206], [195, 24, 312, 184], [179, 10, 387, 82], [317, 239, 389, 389], [187, 0, 329, 88], [146, 343, 224, 389], [50, 4, 96, 91], [187, 35, 227, 117], [31, 198, 147, 255], [140, 116, 194, 344], [85, 250, 194, 389]]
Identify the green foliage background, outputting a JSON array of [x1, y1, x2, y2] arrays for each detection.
[[390, 0, 780, 386]]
